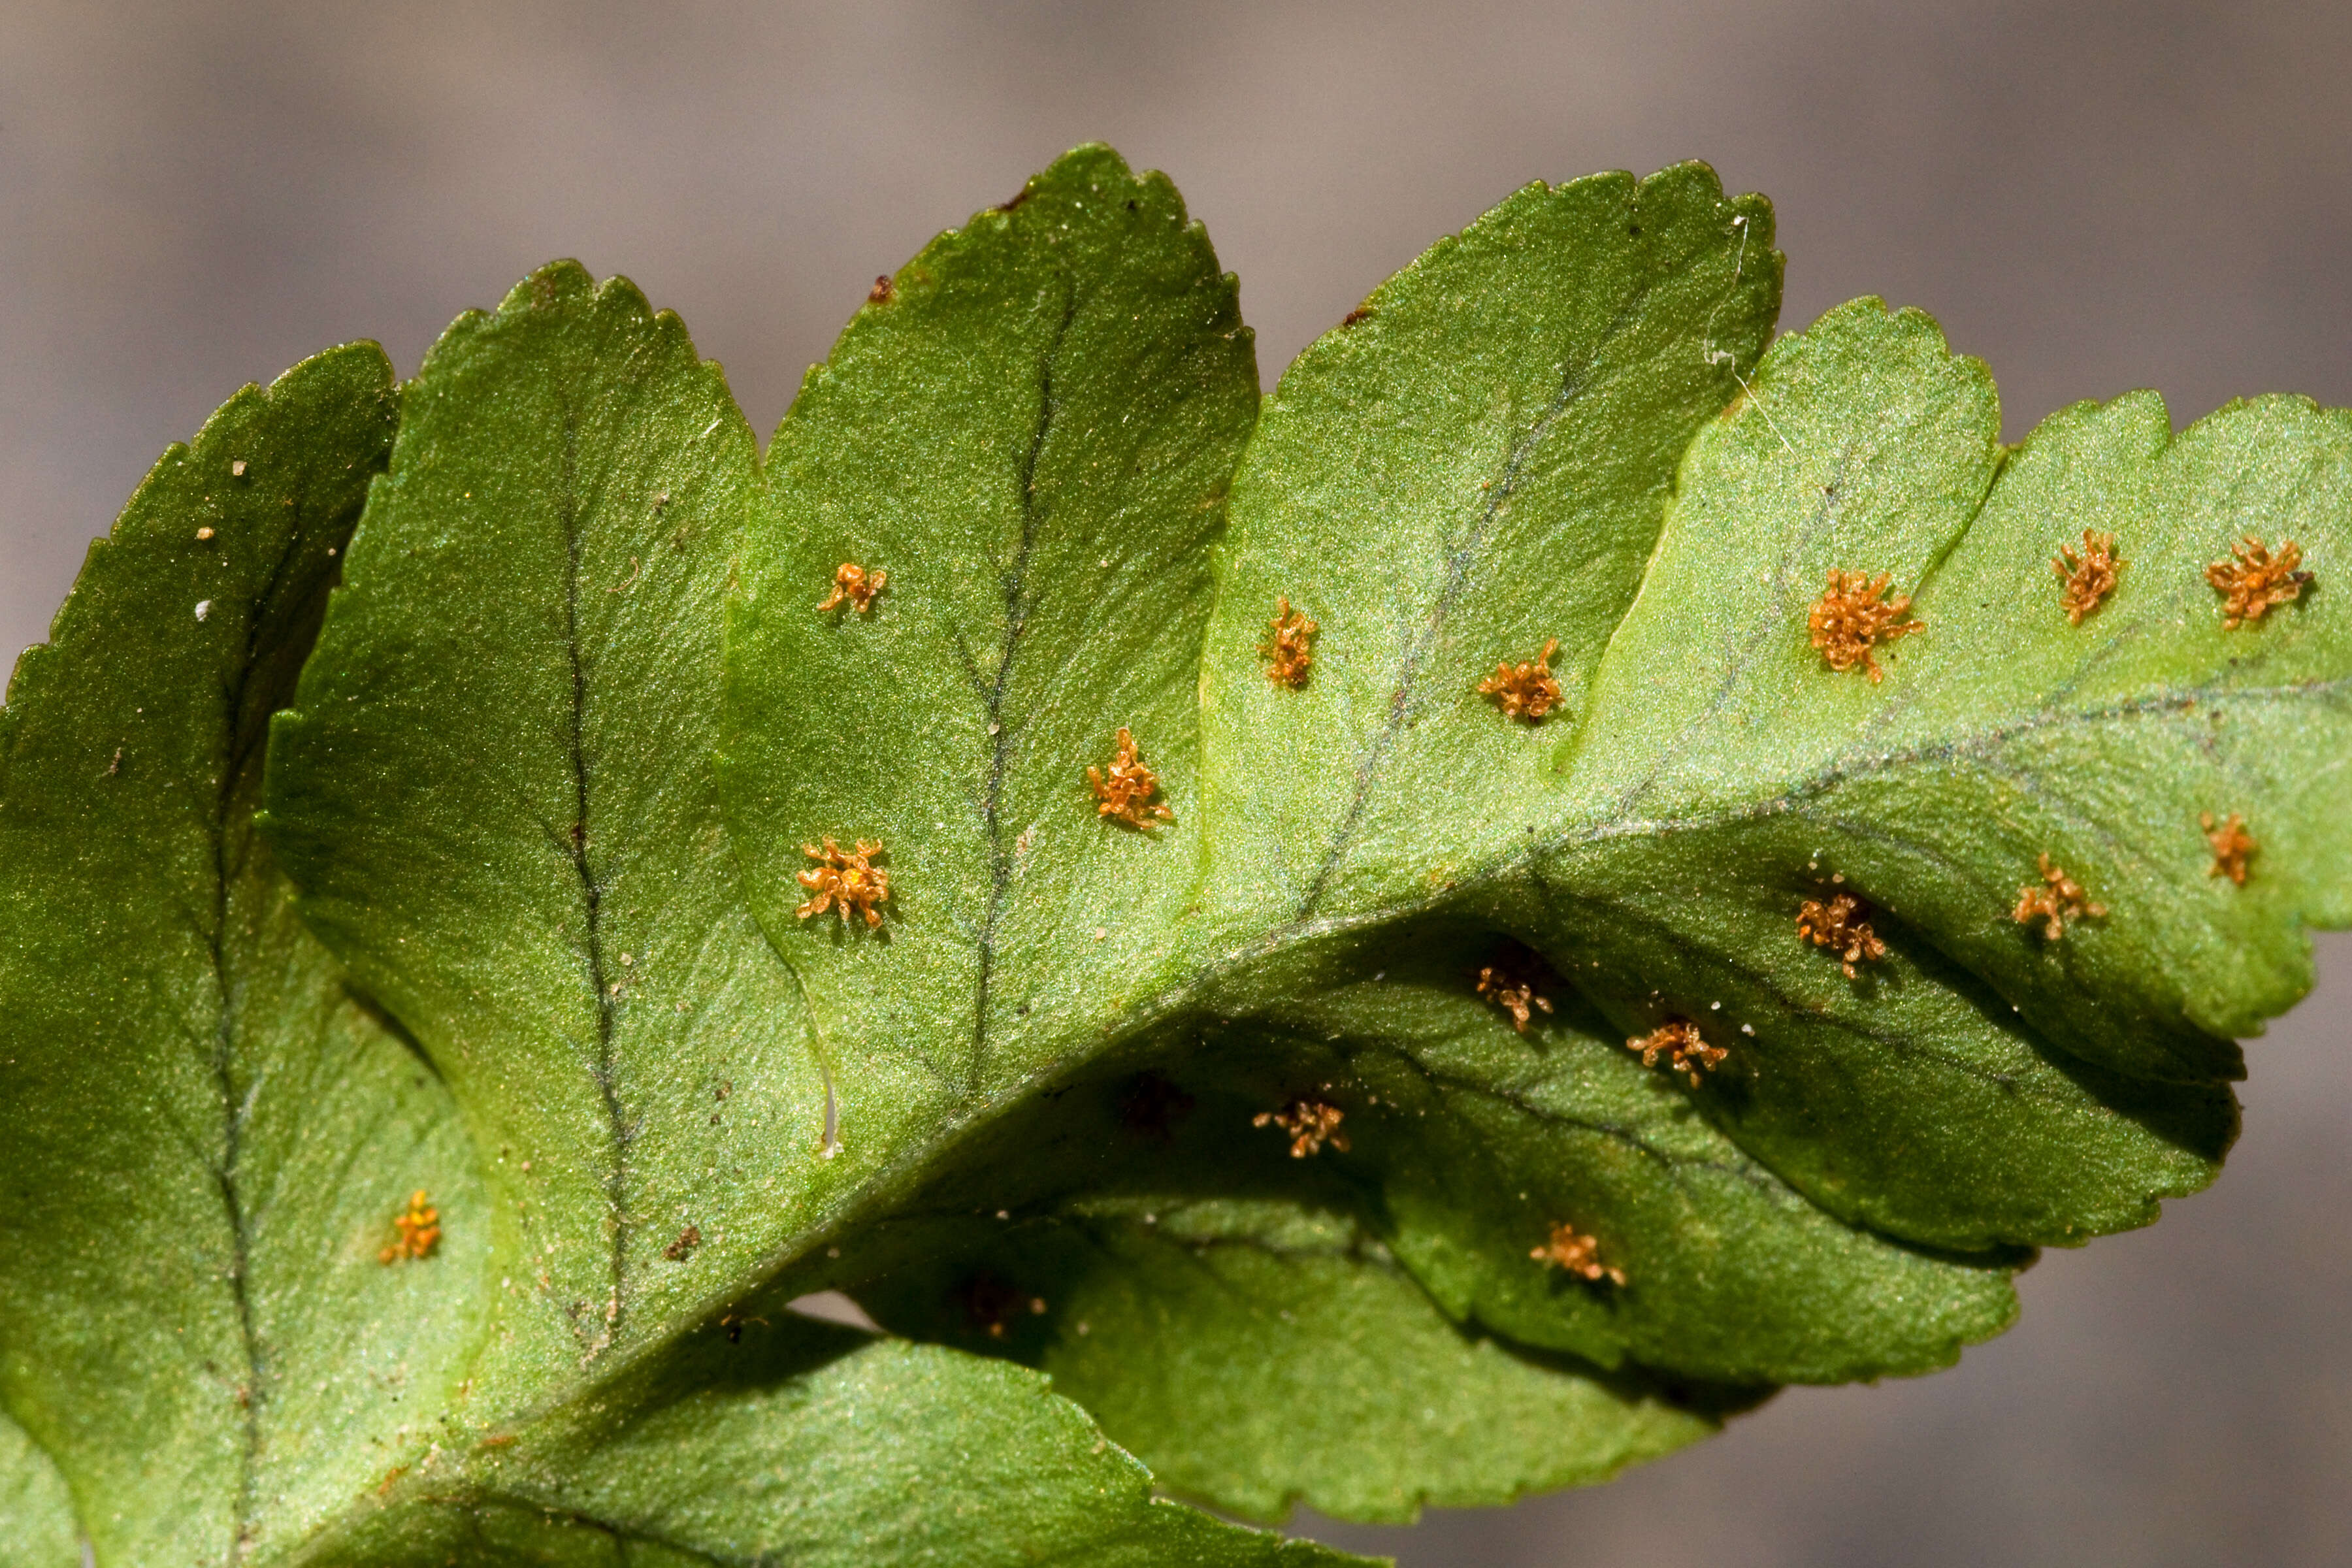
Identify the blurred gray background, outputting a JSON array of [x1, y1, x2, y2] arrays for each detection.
[[3, 2, 2347, 1561]]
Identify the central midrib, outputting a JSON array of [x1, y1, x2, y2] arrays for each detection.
[[211, 485, 315, 1568], [556, 401, 629, 1356], [969, 291, 1078, 1094], [1292, 290, 1653, 924]]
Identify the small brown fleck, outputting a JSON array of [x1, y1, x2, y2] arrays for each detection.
[[1118, 1071, 1195, 1142], [817, 561, 885, 613], [1478, 638, 1563, 721], [1260, 596, 1317, 689], [1476, 958, 1554, 1034], [2014, 853, 2106, 940], [2202, 812, 2256, 885], [2206, 536, 2311, 628], [1809, 570, 1922, 681], [1796, 892, 1887, 978], [379, 1190, 440, 1264], [664, 1225, 702, 1262], [796, 837, 890, 927], [1088, 727, 1173, 829], [1342, 304, 1374, 326], [480, 1434, 517, 1449], [867, 275, 896, 305], [962, 1273, 1025, 1339], [2052, 529, 2123, 623], [1530, 1220, 1625, 1286], [1626, 1019, 1727, 1087], [1254, 1098, 1348, 1158]]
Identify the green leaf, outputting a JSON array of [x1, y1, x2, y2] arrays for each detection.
[[1196, 161, 1779, 936], [1198, 248, 2310, 1271], [0, 346, 487, 1564], [308, 1319, 1363, 1567], [1543, 299, 2349, 1083], [1226, 933, 2029, 1379], [855, 1190, 1742, 1526], [11, 143, 2350, 1561], [0, 1412, 80, 1568], [262, 263, 828, 1392], [252, 254, 1349, 1564], [1499, 299, 2345, 1247], [721, 144, 1260, 1125]]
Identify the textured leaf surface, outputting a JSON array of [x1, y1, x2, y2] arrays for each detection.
[[722, 145, 1260, 1135], [857, 1188, 1739, 1526], [0, 1413, 79, 1568], [1540, 300, 2349, 1086], [1197, 162, 1780, 936], [1205, 927, 2023, 1380], [8, 142, 2350, 1564], [1190, 282, 2337, 1302], [306, 1318, 1356, 1567], [263, 264, 828, 1395], [1504, 301, 2344, 1250], [0, 347, 487, 1565], [247, 253, 1362, 1565]]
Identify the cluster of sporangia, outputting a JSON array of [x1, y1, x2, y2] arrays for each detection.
[[374, 531, 2307, 1285]]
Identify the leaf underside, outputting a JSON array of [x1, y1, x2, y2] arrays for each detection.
[[2, 142, 2345, 1564]]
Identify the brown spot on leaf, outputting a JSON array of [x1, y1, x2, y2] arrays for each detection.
[[1254, 1098, 1348, 1158], [2207, 536, 2311, 628], [2014, 853, 2105, 939], [1809, 570, 1921, 681], [1797, 892, 1887, 978], [2203, 812, 2256, 885], [1531, 1220, 1625, 1285]]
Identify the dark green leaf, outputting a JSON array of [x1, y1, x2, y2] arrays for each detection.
[[263, 264, 826, 1392], [254, 255, 1338, 1565], [0, 346, 487, 1565], [1203, 926, 2023, 1379], [308, 1318, 1364, 1567], [857, 1191, 1742, 1526], [9, 144, 2348, 1563]]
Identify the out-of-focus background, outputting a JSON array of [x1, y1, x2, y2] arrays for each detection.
[[3, 3, 2347, 1561]]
